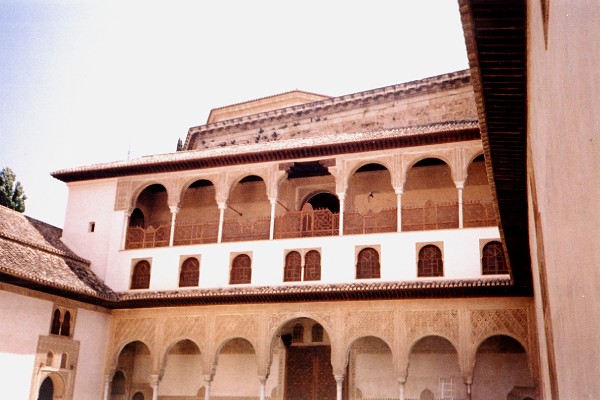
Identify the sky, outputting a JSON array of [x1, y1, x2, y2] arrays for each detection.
[[0, 0, 468, 227]]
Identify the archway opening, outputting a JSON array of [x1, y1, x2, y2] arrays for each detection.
[[126, 184, 170, 248], [223, 175, 270, 242], [37, 377, 53, 400], [211, 338, 260, 399], [276, 317, 336, 400], [403, 158, 457, 231], [175, 179, 219, 245], [160, 339, 202, 398], [464, 154, 496, 227], [347, 336, 395, 399], [112, 341, 152, 400], [406, 336, 465, 400], [472, 335, 534, 400]]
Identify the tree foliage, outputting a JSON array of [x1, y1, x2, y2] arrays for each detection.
[[0, 167, 27, 212]]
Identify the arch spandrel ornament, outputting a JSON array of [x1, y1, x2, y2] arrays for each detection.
[[470, 308, 529, 350], [109, 318, 157, 367], [343, 310, 395, 348], [214, 313, 261, 350], [404, 309, 460, 348], [160, 316, 206, 353]]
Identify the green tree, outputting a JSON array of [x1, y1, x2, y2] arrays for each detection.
[[0, 167, 27, 212]]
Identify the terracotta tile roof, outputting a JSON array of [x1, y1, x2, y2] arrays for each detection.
[[115, 277, 517, 308], [52, 120, 479, 182], [0, 205, 117, 301]]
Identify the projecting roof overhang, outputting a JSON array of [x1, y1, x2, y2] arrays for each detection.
[[52, 121, 479, 182], [459, 0, 531, 292]]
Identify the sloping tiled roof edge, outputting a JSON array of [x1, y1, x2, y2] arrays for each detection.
[[52, 120, 480, 183]]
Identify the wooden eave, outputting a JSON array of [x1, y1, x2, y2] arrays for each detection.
[[459, 0, 531, 292], [52, 128, 480, 183]]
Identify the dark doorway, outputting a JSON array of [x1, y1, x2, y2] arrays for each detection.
[[285, 346, 336, 400], [306, 193, 339, 213], [38, 377, 53, 400]]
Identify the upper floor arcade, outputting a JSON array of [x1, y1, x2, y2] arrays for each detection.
[[119, 141, 494, 250]]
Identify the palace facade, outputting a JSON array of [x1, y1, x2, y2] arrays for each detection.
[[2, 1, 599, 400]]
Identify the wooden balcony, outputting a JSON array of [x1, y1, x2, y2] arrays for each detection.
[[274, 209, 339, 239], [173, 221, 219, 246], [125, 225, 170, 249], [222, 218, 270, 242], [402, 201, 459, 231], [463, 200, 497, 227], [344, 209, 397, 235]]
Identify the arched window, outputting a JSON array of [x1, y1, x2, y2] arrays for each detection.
[[60, 353, 68, 369], [60, 311, 71, 336], [292, 323, 304, 343], [131, 260, 151, 289], [311, 324, 324, 343], [482, 241, 508, 274], [418, 245, 443, 277], [51, 309, 61, 335], [356, 248, 380, 279], [46, 352, 54, 367], [284, 251, 302, 282], [230, 254, 252, 284], [179, 257, 200, 287], [304, 250, 321, 281]]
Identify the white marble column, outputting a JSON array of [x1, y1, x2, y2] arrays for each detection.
[[269, 198, 277, 240], [337, 193, 345, 236], [259, 376, 268, 400], [457, 183, 464, 228], [334, 374, 344, 400], [465, 376, 473, 400], [168, 206, 180, 246], [150, 374, 161, 400], [395, 187, 403, 232], [398, 377, 406, 400], [121, 211, 132, 250], [102, 374, 112, 400], [217, 202, 226, 243], [203, 375, 212, 400]]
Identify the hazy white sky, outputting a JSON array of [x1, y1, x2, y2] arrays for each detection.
[[0, 0, 468, 227]]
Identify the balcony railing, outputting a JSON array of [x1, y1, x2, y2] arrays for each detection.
[[125, 225, 170, 249], [173, 221, 219, 246], [274, 209, 339, 239], [402, 201, 459, 231], [124, 201, 497, 249], [222, 217, 270, 242], [344, 208, 397, 235], [463, 200, 496, 227]]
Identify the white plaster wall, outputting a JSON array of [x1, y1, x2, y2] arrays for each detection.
[[211, 353, 260, 397], [62, 179, 119, 280], [71, 308, 112, 400], [159, 355, 204, 396], [405, 353, 465, 400], [108, 227, 500, 292], [472, 353, 532, 400], [355, 353, 397, 398], [527, 0, 600, 398], [0, 290, 53, 400]]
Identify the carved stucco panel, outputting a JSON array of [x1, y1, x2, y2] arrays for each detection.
[[113, 317, 156, 352], [161, 315, 206, 348], [344, 310, 394, 346], [470, 308, 529, 349], [404, 309, 460, 346], [214, 313, 260, 347]]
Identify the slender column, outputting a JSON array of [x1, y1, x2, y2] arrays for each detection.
[[337, 193, 345, 236], [150, 374, 161, 400], [259, 376, 268, 400], [121, 211, 132, 250], [464, 376, 473, 400], [217, 202, 226, 243], [395, 187, 403, 232], [203, 375, 212, 400], [102, 374, 112, 400], [457, 184, 464, 228], [269, 198, 277, 240], [168, 206, 180, 247], [334, 374, 344, 400]]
